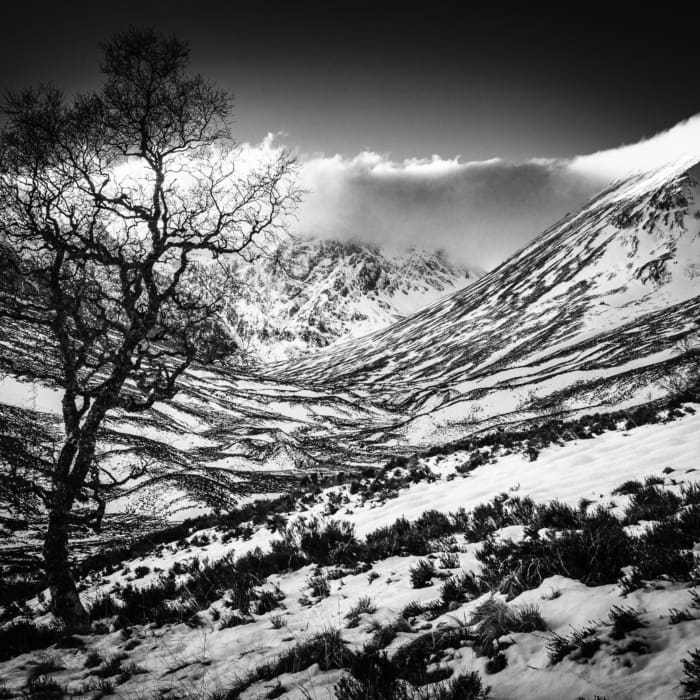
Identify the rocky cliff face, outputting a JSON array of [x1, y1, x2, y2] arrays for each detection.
[[207, 239, 479, 362]]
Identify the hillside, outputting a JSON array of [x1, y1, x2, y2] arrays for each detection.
[[265, 159, 700, 445], [1, 403, 698, 700]]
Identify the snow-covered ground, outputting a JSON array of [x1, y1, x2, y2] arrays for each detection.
[[1, 407, 698, 699]]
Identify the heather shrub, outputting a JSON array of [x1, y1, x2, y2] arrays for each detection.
[[438, 551, 460, 569], [389, 626, 473, 685], [467, 494, 511, 540], [624, 485, 681, 523], [345, 596, 377, 628], [681, 482, 700, 506], [547, 625, 601, 664], [631, 521, 695, 581], [531, 500, 579, 531], [25, 675, 65, 699], [296, 519, 363, 566], [413, 510, 454, 540], [422, 672, 491, 699], [365, 617, 412, 651], [607, 605, 645, 639], [0, 620, 63, 661], [118, 577, 179, 626], [680, 648, 700, 699], [334, 651, 408, 700], [254, 588, 283, 615], [88, 593, 121, 621], [226, 628, 353, 696], [478, 508, 632, 597], [365, 517, 430, 559], [440, 571, 482, 606], [307, 573, 331, 598], [469, 598, 546, 658], [612, 480, 643, 496], [410, 559, 437, 588]]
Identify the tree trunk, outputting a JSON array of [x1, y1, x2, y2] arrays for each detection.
[[43, 495, 89, 633]]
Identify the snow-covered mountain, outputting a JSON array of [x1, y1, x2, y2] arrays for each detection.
[[2, 158, 700, 517], [207, 239, 479, 362], [265, 159, 700, 445]]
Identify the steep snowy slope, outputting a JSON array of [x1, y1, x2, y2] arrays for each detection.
[[207, 239, 479, 362], [266, 160, 700, 444]]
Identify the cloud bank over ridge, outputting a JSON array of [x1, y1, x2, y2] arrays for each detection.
[[246, 114, 700, 270]]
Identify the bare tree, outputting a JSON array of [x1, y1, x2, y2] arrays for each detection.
[[0, 29, 299, 631]]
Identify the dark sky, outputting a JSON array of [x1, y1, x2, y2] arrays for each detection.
[[1, 1, 697, 161]]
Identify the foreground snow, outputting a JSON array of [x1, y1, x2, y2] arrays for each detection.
[[1, 409, 698, 699]]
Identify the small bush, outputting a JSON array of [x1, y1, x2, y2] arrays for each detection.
[[91, 654, 128, 679], [334, 652, 409, 700], [410, 559, 437, 589], [88, 593, 121, 621], [307, 573, 330, 598], [679, 504, 700, 542], [612, 480, 643, 496], [531, 500, 580, 531], [390, 626, 473, 685], [26, 675, 65, 699], [269, 614, 287, 629], [669, 608, 694, 624], [0, 620, 63, 661], [365, 518, 430, 559], [468, 495, 510, 540], [682, 483, 700, 506], [681, 648, 700, 699], [84, 650, 103, 669], [345, 596, 377, 628], [631, 521, 695, 581], [416, 671, 491, 699], [438, 552, 460, 569], [607, 605, 645, 640], [413, 510, 455, 540], [258, 628, 352, 680], [624, 485, 681, 524], [365, 617, 412, 651], [469, 598, 546, 658], [478, 508, 632, 597], [255, 589, 283, 615], [118, 576, 178, 626], [547, 625, 601, 664], [440, 571, 481, 606], [618, 567, 644, 595], [296, 519, 362, 566], [27, 657, 64, 683], [219, 611, 251, 629]]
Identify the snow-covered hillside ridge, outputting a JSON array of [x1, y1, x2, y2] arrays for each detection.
[[205, 239, 479, 362], [266, 160, 700, 443]]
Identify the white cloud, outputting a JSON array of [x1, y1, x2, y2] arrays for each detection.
[[235, 114, 700, 270], [570, 113, 700, 180]]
